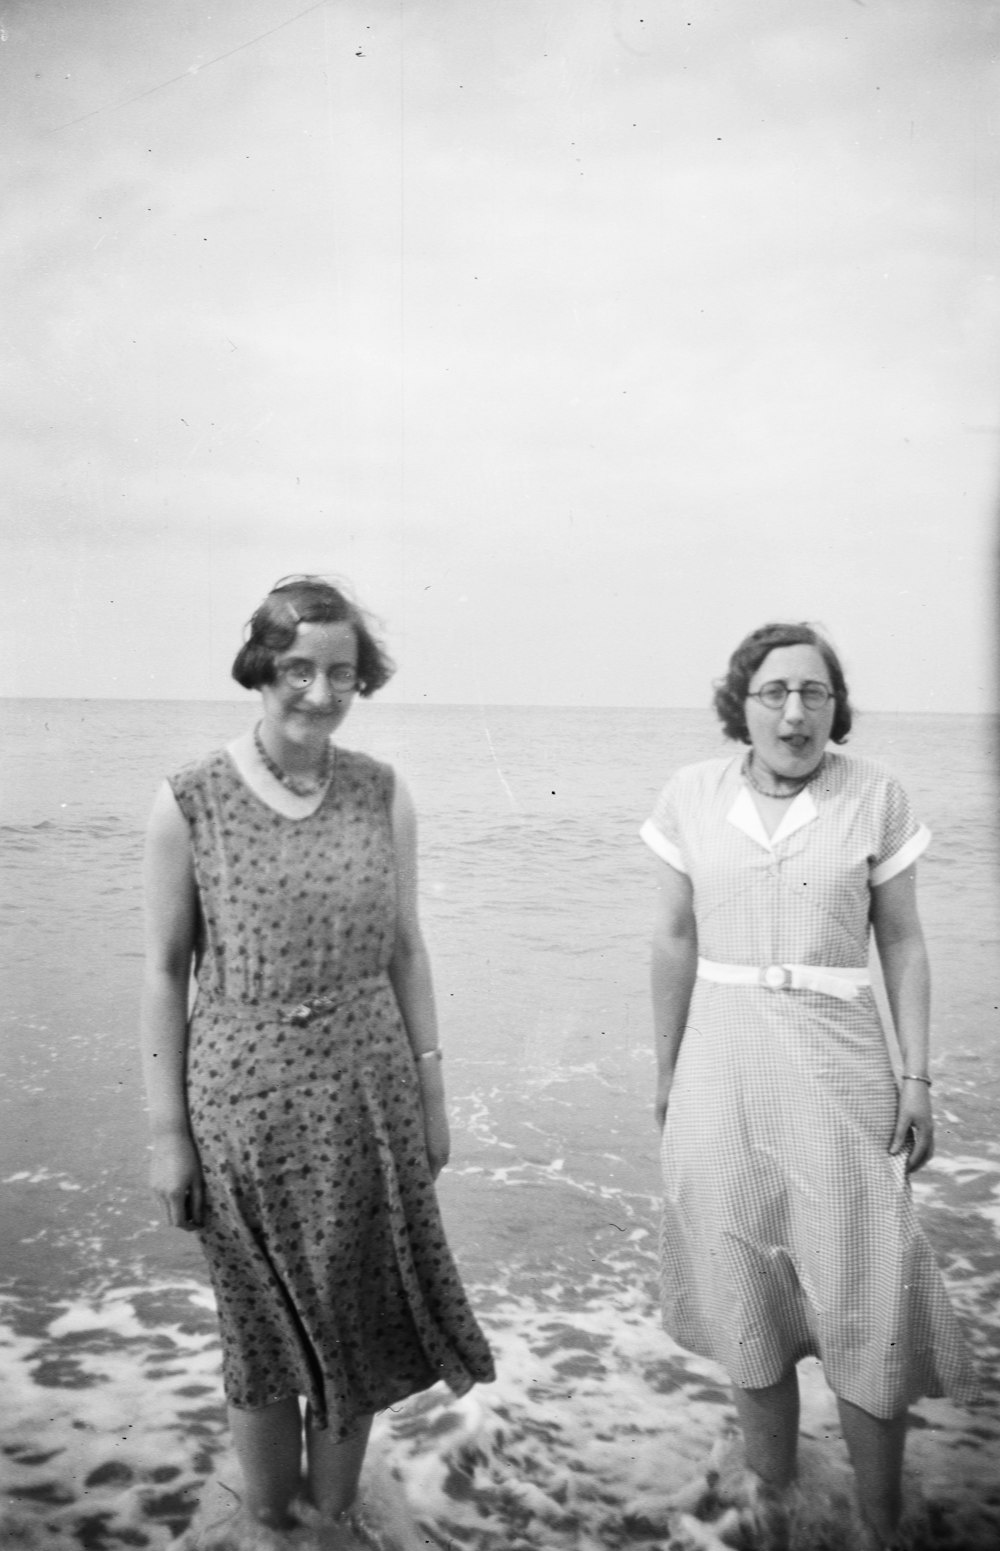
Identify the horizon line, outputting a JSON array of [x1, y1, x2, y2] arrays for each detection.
[[0, 694, 993, 718]]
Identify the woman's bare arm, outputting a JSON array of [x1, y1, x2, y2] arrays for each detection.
[[387, 775, 449, 1178], [871, 864, 934, 1173], [650, 860, 698, 1129], [140, 780, 204, 1228]]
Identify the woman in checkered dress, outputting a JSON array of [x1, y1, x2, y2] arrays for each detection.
[[641, 622, 979, 1549]]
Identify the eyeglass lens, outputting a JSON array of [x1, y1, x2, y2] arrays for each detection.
[[756, 680, 831, 709], [281, 664, 358, 689]]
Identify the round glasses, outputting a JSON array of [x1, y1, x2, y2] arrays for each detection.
[[747, 680, 833, 711], [276, 662, 359, 693]]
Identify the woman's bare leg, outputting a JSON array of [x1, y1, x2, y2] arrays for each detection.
[[731, 1368, 800, 1489], [306, 1410, 373, 1520], [228, 1396, 303, 1528], [837, 1398, 907, 1545]]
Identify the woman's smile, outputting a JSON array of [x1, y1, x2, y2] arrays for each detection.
[[260, 621, 359, 751]]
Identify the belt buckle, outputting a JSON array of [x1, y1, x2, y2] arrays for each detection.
[[760, 964, 791, 990]]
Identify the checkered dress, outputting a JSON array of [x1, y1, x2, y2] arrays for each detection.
[[641, 751, 980, 1418]]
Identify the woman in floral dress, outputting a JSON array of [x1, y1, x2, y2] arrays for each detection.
[[140, 575, 494, 1535]]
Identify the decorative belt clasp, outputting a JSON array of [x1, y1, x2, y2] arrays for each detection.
[[281, 1002, 317, 1027], [278, 991, 345, 1027], [759, 965, 792, 990]]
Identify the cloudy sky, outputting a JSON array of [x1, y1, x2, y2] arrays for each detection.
[[2, 0, 997, 709]]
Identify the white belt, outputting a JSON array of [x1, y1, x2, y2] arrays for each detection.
[[697, 957, 870, 1003]]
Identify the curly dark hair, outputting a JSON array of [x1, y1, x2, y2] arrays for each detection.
[[712, 621, 853, 744], [231, 575, 395, 697]]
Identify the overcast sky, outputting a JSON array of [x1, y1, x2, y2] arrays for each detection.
[[2, 0, 997, 710]]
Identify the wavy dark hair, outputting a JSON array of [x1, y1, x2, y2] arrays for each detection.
[[712, 621, 853, 744], [231, 575, 395, 697]]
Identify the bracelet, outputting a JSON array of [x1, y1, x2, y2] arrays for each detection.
[[417, 1048, 443, 1063], [901, 1073, 932, 1087]]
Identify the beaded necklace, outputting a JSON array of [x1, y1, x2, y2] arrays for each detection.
[[253, 722, 334, 798], [743, 752, 825, 801]]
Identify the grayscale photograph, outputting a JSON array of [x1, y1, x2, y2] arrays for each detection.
[[1, 4, 997, 1549]]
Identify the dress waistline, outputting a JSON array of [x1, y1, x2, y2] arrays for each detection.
[[198, 972, 391, 1027], [697, 957, 869, 1003]]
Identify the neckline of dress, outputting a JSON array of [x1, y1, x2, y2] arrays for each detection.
[[731, 748, 839, 787], [223, 744, 340, 823], [728, 756, 821, 850]]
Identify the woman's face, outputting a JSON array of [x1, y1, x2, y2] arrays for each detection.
[[260, 621, 359, 744], [744, 643, 836, 780]]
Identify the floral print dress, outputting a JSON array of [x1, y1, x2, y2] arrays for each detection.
[[170, 746, 494, 1437]]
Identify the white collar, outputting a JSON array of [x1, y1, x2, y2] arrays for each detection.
[[726, 781, 819, 852]]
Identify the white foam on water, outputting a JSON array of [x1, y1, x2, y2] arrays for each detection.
[[0, 1279, 228, 1549], [2, 1255, 998, 1551], [927, 1156, 1000, 1183], [975, 1198, 1000, 1233], [447, 1079, 662, 1218], [2, 1168, 83, 1189], [3, 1089, 996, 1550]]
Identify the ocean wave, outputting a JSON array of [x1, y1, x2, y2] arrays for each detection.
[[2, 1264, 998, 1551], [0, 821, 140, 848]]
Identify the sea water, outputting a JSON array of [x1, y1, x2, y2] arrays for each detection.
[[1, 700, 998, 1549]]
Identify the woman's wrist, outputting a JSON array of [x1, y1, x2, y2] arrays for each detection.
[[416, 1048, 444, 1088]]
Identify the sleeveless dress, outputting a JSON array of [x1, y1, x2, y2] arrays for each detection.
[[170, 746, 495, 1437], [640, 751, 980, 1418]]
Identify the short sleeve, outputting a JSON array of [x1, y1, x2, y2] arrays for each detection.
[[640, 775, 688, 874], [167, 760, 201, 825], [869, 773, 931, 886], [379, 759, 396, 815]]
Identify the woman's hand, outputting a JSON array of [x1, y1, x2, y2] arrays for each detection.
[[150, 1129, 205, 1230], [420, 1089, 451, 1179], [889, 1080, 935, 1174]]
